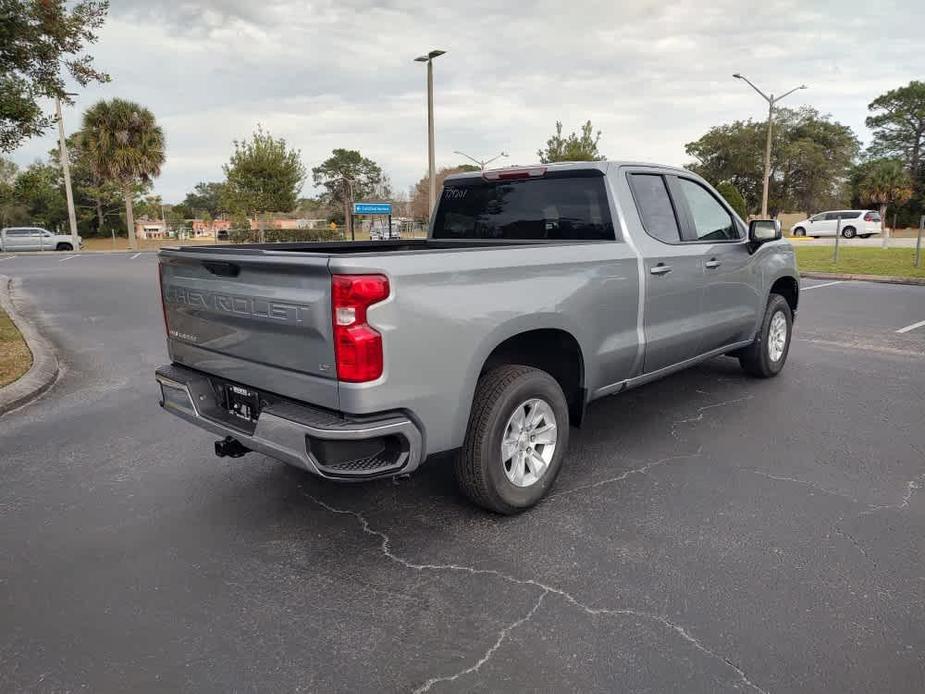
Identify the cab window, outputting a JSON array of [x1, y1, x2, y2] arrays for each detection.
[[676, 178, 739, 241], [627, 173, 682, 244]]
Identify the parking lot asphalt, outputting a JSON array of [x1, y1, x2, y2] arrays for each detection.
[[1, 252, 923, 693]]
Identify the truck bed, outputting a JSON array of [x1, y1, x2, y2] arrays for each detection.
[[163, 238, 555, 256]]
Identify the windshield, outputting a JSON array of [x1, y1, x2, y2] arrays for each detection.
[[432, 174, 615, 241]]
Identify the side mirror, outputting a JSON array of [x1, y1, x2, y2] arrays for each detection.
[[749, 219, 781, 244]]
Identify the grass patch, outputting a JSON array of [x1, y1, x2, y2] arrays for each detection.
[[0, 308, 32, 387], [795, 246, 925, 279]]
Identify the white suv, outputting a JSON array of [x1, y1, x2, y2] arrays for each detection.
[[790, 210, 881, 239]]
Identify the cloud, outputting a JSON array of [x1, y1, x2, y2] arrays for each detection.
[[8, 0, 925, 202]]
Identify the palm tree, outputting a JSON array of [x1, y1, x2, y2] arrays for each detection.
[[80, 99, 165, 250], [854, 158, 913, 248]]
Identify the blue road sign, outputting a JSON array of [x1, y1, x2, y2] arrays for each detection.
[[353, 202, 392, 215]]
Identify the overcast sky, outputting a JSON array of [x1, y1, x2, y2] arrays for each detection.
[[9, 0, 924, 202]]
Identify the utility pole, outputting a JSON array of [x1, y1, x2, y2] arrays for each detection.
[[341, 176, 354, 241], [414, 50, 446, 217], [55, 96, 80, 250], [454, 150, 509, 170], [732, 74, 807, 218]]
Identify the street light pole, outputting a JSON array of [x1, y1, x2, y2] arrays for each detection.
[[453, 150, 509, 170], [415, 50, 446, 217], [55, 95, 80, 250], [732, 74, 807, 218]]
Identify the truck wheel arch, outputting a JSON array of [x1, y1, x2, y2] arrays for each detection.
[[463, 327, 586, 437], [770, 275, 799, 315]]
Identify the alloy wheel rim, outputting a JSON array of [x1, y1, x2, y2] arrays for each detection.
[[501, 398, 558, 487], [768, 311, 788, 362]]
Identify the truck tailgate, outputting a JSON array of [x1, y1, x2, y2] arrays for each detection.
[[158, 249, 338, 407]]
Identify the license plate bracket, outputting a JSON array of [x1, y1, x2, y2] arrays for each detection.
[[222, 383, 261, 422]]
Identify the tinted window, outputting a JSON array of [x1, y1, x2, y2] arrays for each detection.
[[867, 211, 881, 221], [839, 211, 860, 219], [5, 229, 29, 236], [677, 179, 739, 241], [810, 213, 825, 222], [628, 174, 681, 243], [432, 175, 614, 241], [824, 212, 840, 221]]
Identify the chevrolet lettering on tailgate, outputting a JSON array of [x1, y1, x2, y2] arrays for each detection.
[[164, 286, 309, 325]]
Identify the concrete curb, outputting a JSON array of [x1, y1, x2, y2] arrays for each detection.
[[0, 275, 59, 416], [800, 271, 925, 286]]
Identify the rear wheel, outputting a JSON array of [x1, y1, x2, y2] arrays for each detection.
[[860, 234, 872, 239], [739, 294, 792, 378], [841, 226, 856, 239], [56, 243, 73, 251], [455, 365, 569, 514], [792, 227, 806, 237]]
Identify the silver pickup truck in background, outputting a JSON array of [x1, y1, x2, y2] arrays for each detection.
[[0, 227, 82, 252], [155, 161, 798, 513]]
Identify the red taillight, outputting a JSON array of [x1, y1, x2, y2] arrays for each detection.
[[331, 274, 390, 382], [864, 212, 874, 221], [158, 263, 170, 334]]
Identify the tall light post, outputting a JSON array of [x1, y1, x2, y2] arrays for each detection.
[[414, 49, 446, 216], [55, 94, 80, 250], [732, 73, 807, 218], [454, 150, 508, 170]]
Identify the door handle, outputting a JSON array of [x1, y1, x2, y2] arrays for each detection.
[[704, 258, 721, 269], [650, 263, 672, 276]]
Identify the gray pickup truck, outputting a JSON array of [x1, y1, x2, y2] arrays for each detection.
[[155, 161, 798, 513]]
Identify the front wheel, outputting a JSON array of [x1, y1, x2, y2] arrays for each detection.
[[792, 227, 806, 237], [455, 365, 569, 514], [739, 294, 793, 378]]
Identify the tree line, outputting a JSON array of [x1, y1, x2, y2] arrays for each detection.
[[686, 82, 923, 226]]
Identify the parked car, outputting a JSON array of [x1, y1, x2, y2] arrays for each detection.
[[0, 227, 82, 252], [155, 161, 799, 514], [370, 222, 401, 241], [790, 210, 881, 239]]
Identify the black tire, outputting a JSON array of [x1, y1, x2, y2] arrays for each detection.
[[56, 243, 73, 251], [792, 227, 806, 237], [841, 226, 856, 239], [739, 294, 793, 378], [455, 365, 569, 514], [860, 234, 872, 239]]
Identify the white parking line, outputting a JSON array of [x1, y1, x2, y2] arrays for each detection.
[[58, 255, 79, 262], [130, 252, 141, 259], [801, 280, 844, 291], [896, 319, 925, 334], [0, 256, 15, 262]]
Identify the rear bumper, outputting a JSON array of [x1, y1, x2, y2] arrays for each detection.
[[155, 363, 424, 480]]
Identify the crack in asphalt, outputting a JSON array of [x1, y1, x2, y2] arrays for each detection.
[[860, 474, 925, 517], [671, 396, 754, 439], [551, 449, 703, 498], [750, 468, 925, 569], [413, 590, 548, 693], [748, 470, 863, 505], [303, 491, 768, 694]]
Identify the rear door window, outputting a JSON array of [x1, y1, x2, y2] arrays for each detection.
[[628, 173, 682, 244], [432, 174, 614, 241]]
